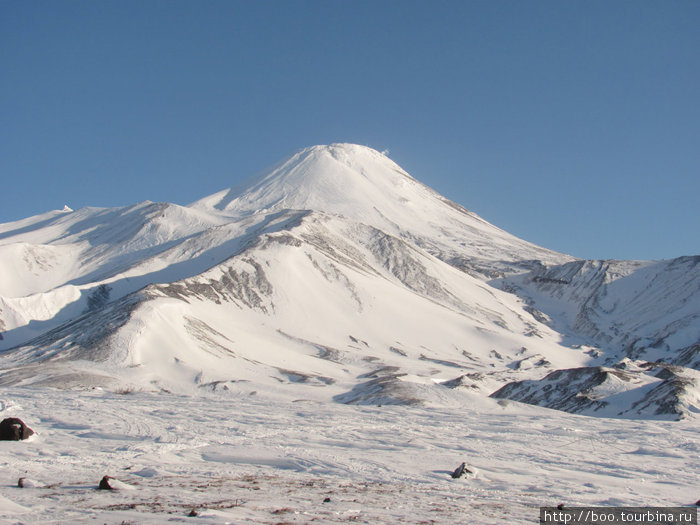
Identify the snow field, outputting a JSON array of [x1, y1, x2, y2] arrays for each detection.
[[1, 388, 697, 524]]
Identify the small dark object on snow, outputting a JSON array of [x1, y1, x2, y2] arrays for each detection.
[[0, 418, 34, 440], [695, 499, 700, 506], [323, 497, 331, 503], [17, 477, 40, 488], [557, 504, 565, 510], [98, 475, 114, 490], [451, 462, 472, 479], [188, 508, 198, 517]]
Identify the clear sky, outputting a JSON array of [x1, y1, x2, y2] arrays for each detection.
[[2, 0, 698, 261]]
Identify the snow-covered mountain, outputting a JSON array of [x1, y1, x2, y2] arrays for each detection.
[[190, 144, 569, 275], [1, 143, 698, 419]]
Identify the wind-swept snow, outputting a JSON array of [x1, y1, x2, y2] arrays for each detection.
[[0, 388, 697, 524]]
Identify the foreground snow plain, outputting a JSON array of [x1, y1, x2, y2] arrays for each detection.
[[2, 387, 697, 524]]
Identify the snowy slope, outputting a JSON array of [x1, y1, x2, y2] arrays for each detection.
[[0, 143, 698, 421], [491, 362, 700, 420], [0, 202, 227, 297], [0, 205, 295, 349], [498, 257, 700, 372], [0, 211, 589, 400]]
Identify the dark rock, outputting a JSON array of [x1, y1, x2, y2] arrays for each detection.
[[451, 462, 472, 479], [188, 508, 198, 517], [0, 417, 34, 440], [98, 475, 135, 491], [557, 503, 565, 510], [98, 475, 114, 490], [17, 477, 43, 488], [323, 497, 331, 503]]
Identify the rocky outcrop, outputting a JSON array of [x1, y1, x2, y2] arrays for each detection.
[[490, 363, 700, 420], [0, 418, 34, 440]]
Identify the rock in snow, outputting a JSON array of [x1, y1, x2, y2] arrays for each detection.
[[450, 462, 472, 479], [98, 475, 136, 491], [0, 417, 34, 440], [17, 477, 43, 488]]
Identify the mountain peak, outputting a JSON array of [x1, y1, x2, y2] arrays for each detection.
[[190, 141, 457, 241], [190, 143, 417, 218], [190, 143, 570, 267]]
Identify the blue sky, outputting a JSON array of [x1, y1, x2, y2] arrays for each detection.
[[2, 0, 698, 260]]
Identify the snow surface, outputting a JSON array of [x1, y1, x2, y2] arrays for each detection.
[[1, 388, 698, 524]]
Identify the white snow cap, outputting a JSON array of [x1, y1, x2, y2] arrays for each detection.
[[189, 142, 566, 264], [190, 143, 419, 218]]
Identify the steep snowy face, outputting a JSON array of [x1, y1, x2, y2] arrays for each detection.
[[190, 144, 571, 271]]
